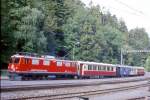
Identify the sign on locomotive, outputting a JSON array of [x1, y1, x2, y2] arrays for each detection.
[[8, 52, 145, 80]]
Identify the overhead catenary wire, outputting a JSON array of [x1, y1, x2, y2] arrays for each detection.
[[113, 0, 149, 17]]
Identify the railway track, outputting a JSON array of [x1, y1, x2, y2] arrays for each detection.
[[7, 82, 150, 100], [1, 77, 150, 92], [128, 96, 150, 100]]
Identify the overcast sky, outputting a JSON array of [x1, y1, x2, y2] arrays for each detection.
[[81, 0, 150, 37]]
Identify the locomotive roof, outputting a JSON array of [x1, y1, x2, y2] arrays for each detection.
[[116, 64, 144, 69], [11, 54, 55, 60]]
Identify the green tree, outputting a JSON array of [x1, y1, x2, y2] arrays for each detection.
[[1, 0, 18, 67], [127, 28, 150, 66], [1, 0, 47, 68], [128, 28, 149, 49], [14, 6, 47, 53]]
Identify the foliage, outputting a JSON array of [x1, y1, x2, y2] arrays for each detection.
[[1, 0, 150, 68], [127, 28, 150, 66]]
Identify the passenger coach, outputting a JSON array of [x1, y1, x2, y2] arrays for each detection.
[[77, 61, 116, 78], [116, 65, 145, 77]]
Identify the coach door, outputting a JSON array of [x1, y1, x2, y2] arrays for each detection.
[[77, 63, 81, 76], [77, 63, 83, 76], [77, 64, 80, 75]]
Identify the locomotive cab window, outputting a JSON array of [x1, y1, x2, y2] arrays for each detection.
[[9, 57, 20, 63], [14, 58, 20, 63]]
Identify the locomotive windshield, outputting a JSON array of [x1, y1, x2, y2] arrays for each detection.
[[14, 58, 20, 63]]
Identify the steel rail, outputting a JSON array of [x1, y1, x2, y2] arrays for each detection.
[[1, 77, 150, 92], [128, 96, 150, 100], [11, 82, 150, 100]]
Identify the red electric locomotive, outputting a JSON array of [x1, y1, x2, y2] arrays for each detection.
[[8, 52, 78, 80]]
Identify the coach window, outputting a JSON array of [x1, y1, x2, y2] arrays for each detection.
[[99, 66, 100, 70], [100, 66, 102, 70], [43, 60, 50, 65], [111, 67, 113, 71], [98, 66, 101, 70], [104, 66, 106, 71], [96, 66, 98, 70], [98, 66, 100, 70], [32, 59, 39, 65], [93, 66, 96, 70], [91, 65, 94, 70], [88, 65, 92, 70], [106, 66, 108, 71], [84, 65, 86, 69], [98, 66, 99, 70], [107, 66, 110, 71], [88, 65, 90, 70], [93, 65, 95, 70], [101, 66, 103, 70], [57, 61, 62, 66], [88, 65, 91, 70]]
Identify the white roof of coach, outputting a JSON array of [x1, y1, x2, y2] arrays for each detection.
[[116, 64, 144, 69], [77, 61, 116, 67]]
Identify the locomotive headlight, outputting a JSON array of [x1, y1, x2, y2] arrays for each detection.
[[11, 64, 14, 68], [11, 64, 15, 71]]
